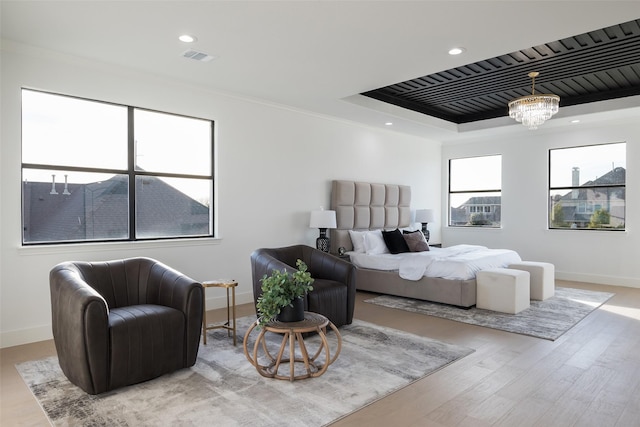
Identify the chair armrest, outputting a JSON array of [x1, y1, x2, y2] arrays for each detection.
[[304, 247, 357, 324], [304, 247, 354, 284], [50, 263, 110, 394], [146, 260, 202, 312], [144, 260, 203, 366], [250, 250, 297, 302]]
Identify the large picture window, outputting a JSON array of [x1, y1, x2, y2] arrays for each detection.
[[21, 89, 214, 244], [448, 154, 501, 227], [549, 143, 625, 230]]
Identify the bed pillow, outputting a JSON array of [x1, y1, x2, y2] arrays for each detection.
[[348, 230, 367, 253], [382, 229, 411, 254], [402, 230, 430, 252], [364, 230, 390, 255]]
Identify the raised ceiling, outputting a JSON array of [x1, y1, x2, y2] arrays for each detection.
[[2, 2, 639, 140], [363, 19, 640, 124]]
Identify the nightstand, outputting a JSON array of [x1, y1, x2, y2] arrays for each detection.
[[332, 249, 351, 262], [337, 254, 351, 261]]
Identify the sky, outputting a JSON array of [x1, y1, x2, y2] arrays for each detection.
[[21, 89, 212, 202], [550, 142, 626, 187]]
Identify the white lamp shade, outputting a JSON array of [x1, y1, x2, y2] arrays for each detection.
[[415, 209, 435, 223], [309, 209, 337, 229]]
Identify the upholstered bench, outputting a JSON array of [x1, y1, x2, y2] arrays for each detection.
[[476, 268, 530, 314], [508, 261, 555, 301]]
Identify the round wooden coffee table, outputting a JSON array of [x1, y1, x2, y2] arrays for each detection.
[[243, 312, 342, 381]]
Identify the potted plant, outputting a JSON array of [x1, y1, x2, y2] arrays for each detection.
[[256, 259, 314, 328]]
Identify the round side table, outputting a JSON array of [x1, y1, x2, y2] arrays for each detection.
[[243, 312, 342, 381], [202, 279, 238, 346]]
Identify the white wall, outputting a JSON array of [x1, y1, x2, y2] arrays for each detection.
[[0, 43, 442, 348], [442, 118, 639, 288]]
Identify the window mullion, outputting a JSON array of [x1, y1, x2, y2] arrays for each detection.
[[128, 107, 136, 241]]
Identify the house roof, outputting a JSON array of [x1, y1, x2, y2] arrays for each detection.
[[557, 167, 626, 204], [581, 166, 626, 186], [23, 175, 209, 243], [461, 196, 502, 205]]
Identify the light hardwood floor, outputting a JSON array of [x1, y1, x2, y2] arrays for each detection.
[[2, 280, 639, 426]]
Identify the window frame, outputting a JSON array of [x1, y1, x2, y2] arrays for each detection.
[[448, 154, 502, 228], [21, 89, 215, 245], [548, 142, 626, 231]]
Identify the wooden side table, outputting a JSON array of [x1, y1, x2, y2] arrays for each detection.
[[243, 312, 342, 381], [202, 279, 238, 346]]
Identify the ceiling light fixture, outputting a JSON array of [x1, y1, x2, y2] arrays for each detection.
[[178, 34, 197, 43], [448, 47, 465, 55], [385, 122, 393, 126], [508, 72, 560, 130]]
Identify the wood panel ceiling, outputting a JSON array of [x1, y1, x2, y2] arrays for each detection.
[[362, 19, 640, 124]]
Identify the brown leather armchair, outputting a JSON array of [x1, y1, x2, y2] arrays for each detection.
[[251, 245, 356, 327], [49, 257, 203, 395]]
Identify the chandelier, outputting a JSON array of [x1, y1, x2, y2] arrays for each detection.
[[508, 72, 560, 130]]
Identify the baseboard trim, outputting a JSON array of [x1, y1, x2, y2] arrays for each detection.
[[555, 271, 640, 289], [1, 324, 52, 349], [204, 291, 254, 313]]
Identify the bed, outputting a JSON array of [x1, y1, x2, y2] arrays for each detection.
[[329, 180, 521, 307]]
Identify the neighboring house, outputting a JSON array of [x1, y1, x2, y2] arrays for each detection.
[[451, 168, 625, 228], [450, 196, 502, 226], [23, 175, 209, 243], [551, 166, 626, 228]]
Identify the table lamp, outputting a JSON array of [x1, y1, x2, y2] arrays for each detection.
[[415, 209, 435, 242], [309, 207, 337, 252]]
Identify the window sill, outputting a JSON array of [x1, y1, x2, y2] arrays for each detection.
[[18, 237, 222, 256]]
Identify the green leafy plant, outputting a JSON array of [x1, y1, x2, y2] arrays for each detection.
[[469, 213, 492, 226], [256, 259, 314, 328], [551, 202, 568, 227], [589, 208, 611, 228]]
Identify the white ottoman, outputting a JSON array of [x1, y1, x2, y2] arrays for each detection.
[[508, 261, 555, 301], [476, 268, 530, 314]]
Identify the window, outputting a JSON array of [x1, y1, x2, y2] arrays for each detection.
[[549, 143, 625, 230], [21, 89, 214, 244], [448, 155, 501, 227]]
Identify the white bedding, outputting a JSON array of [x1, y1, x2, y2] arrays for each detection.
[[348, 244, 522, 281]]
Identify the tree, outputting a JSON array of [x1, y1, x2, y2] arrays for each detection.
[[589, 208, 610, 228], [469, 213, 491, 226], [551, 202, 567, 227]]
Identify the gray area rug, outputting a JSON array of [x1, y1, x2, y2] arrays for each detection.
[[17, 317, 473, 426], [365, 286, 614, 341]]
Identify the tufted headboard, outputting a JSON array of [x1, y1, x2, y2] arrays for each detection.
[[329, 180, 411, 253]]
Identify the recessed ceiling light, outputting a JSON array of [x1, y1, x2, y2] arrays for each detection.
[[385, 122, 393, 126], [571, 119, 581, 124], [448, 47, 466, 55], [179, 34, 197, 43]]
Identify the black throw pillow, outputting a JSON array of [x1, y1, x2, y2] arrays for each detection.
[[381, 229, 411, 254]]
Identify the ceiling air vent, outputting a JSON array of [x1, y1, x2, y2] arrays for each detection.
[[181, 49, 216, 62]]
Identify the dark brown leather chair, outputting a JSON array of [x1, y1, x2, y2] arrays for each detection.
[[49, 257, 203, 395], [251, 245, 356, 327]]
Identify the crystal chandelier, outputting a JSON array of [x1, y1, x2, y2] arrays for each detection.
[[508, 72, 560, 130]]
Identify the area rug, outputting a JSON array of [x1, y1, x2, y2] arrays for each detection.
[[16, 317, 473, 426], [364, 287, 614, 341]]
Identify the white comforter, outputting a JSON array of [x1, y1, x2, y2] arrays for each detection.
[[348, 244, 522, 281]]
